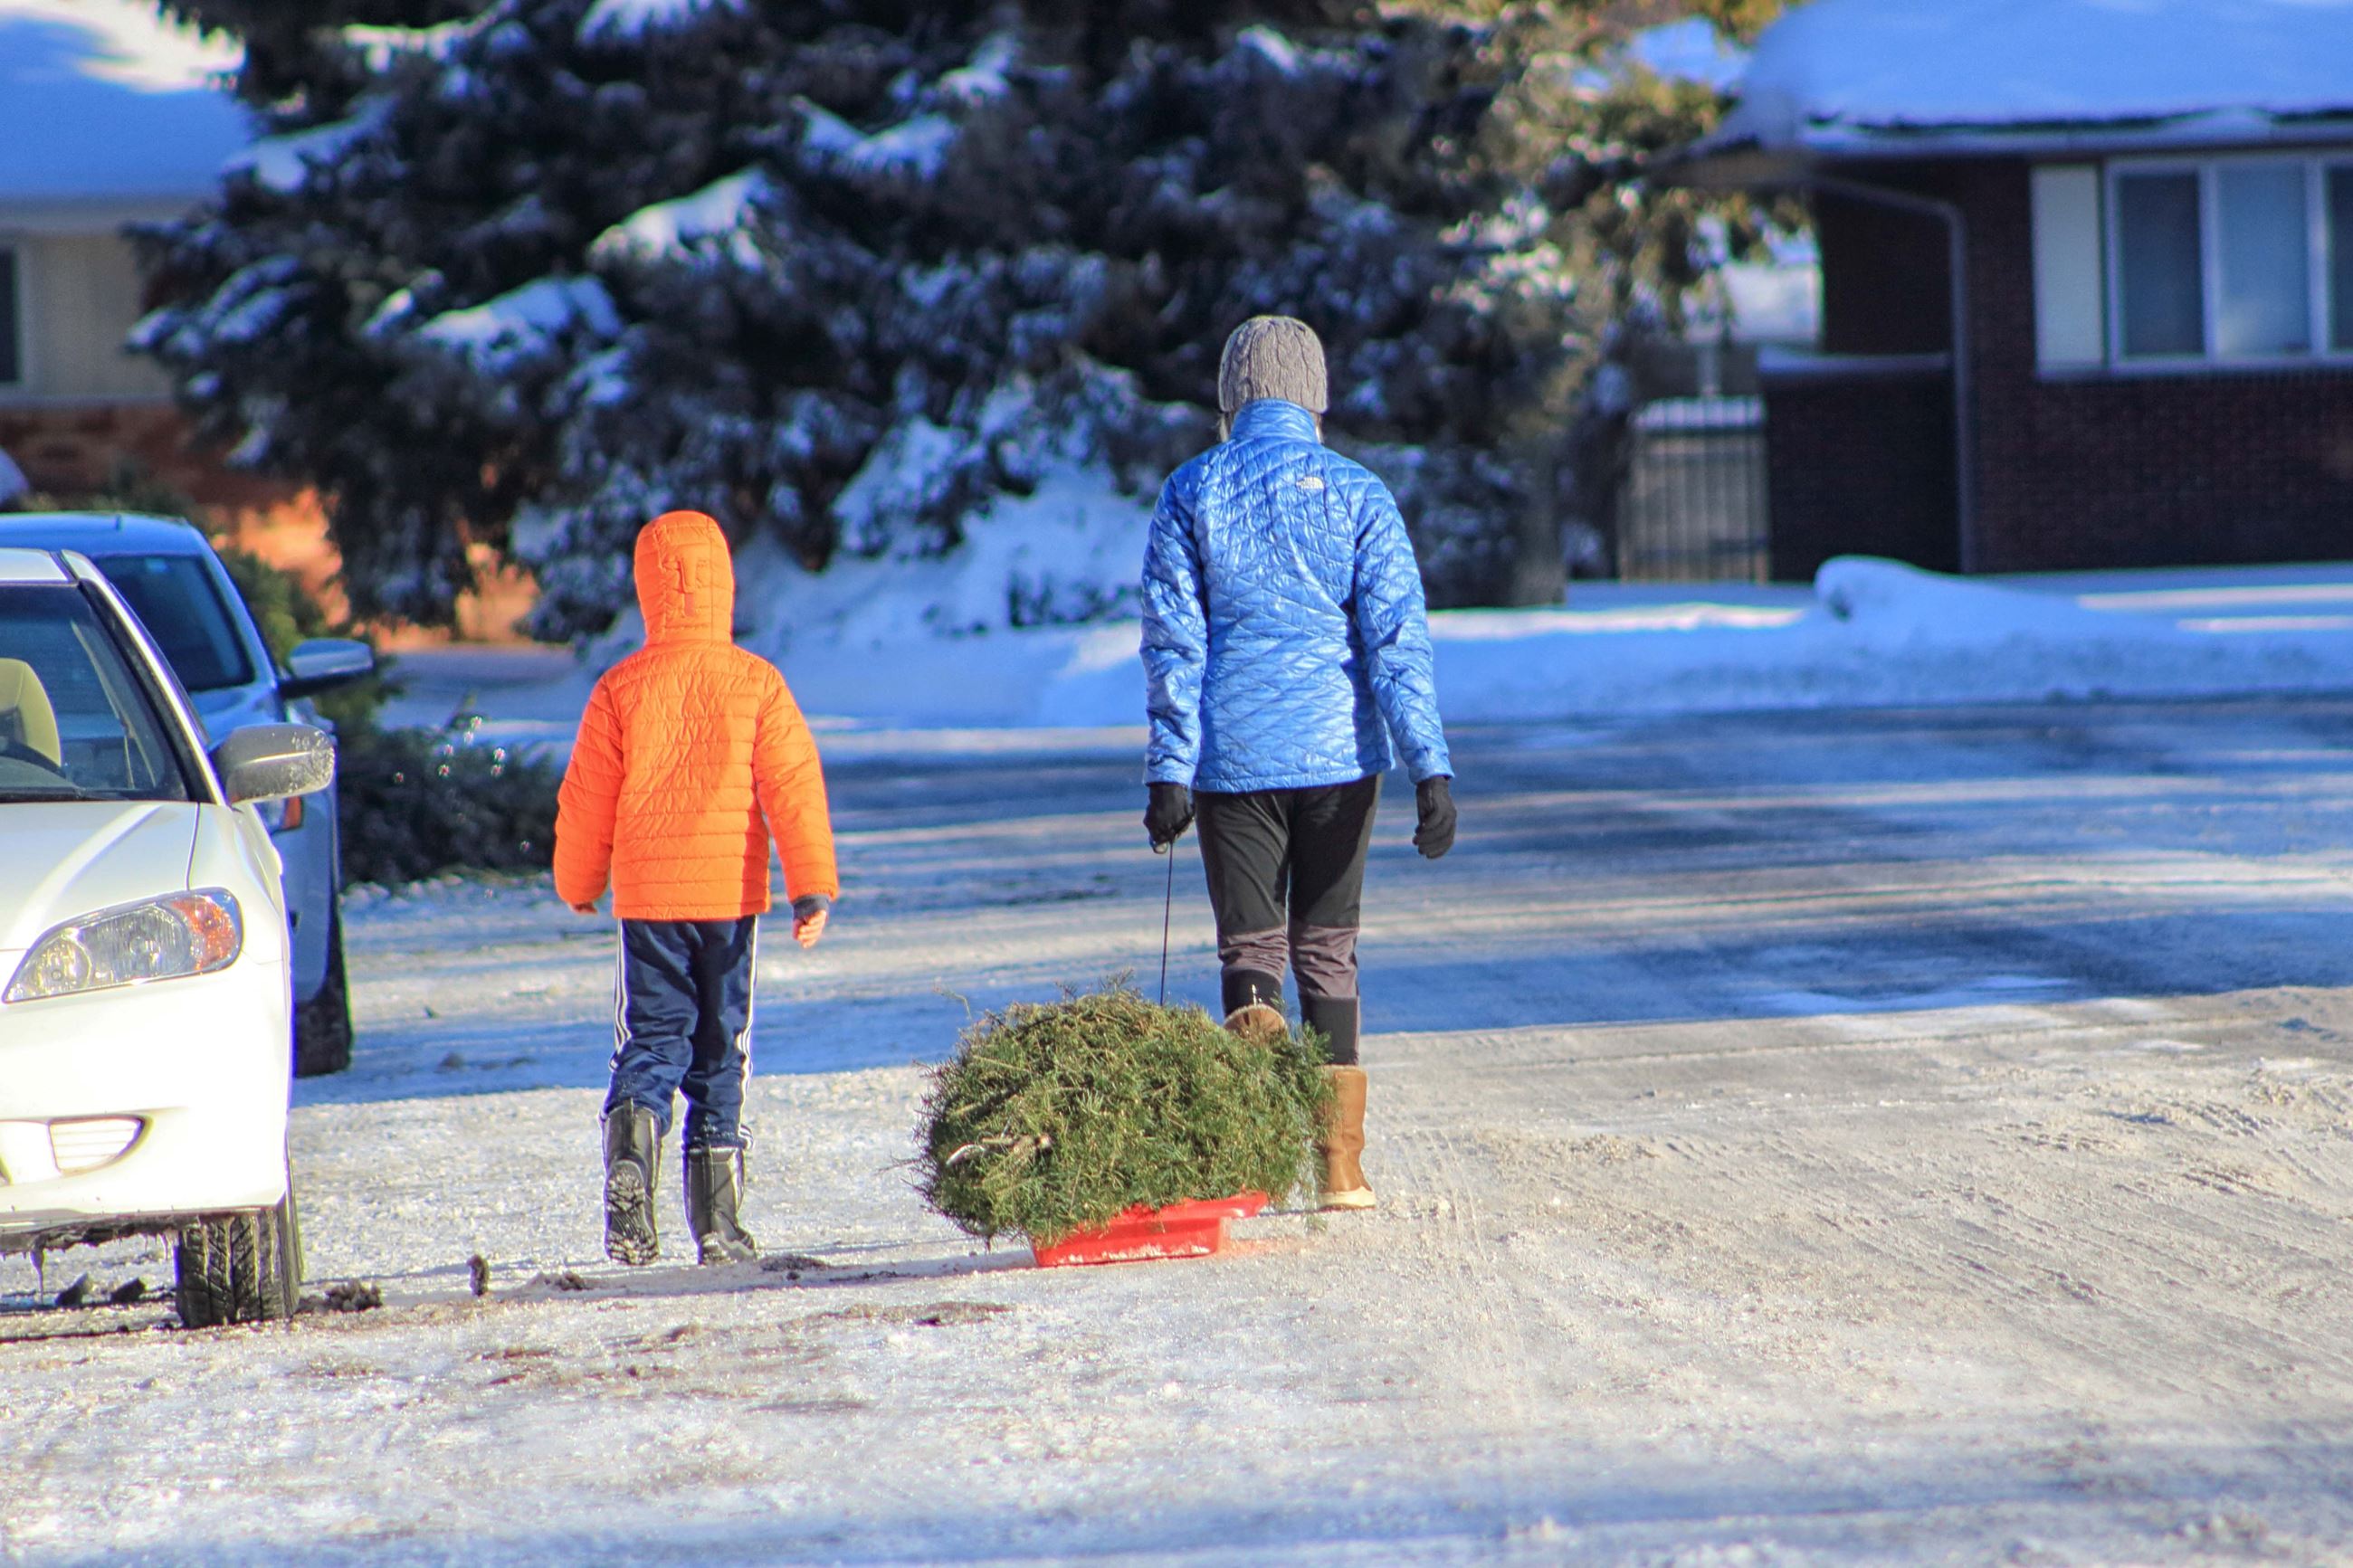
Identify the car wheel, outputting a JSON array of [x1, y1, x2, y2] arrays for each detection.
[[175, 1178, 302, 1328], [293, 908, 352, 1079]]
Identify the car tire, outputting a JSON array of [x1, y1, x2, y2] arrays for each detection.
[[292, 908, 352, 1079], [175, 1177, 302, 1329]]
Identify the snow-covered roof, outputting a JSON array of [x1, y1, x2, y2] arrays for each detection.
[[0, 0, 247, 217], [1695, 0, 2353, 175]]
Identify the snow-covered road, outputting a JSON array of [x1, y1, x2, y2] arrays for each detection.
[[8, 699, 2353, 1564]]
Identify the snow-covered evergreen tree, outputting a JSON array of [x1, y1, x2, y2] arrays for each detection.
[[136, 0, 1775, 633]]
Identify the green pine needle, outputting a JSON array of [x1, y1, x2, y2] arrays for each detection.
[[918, 981, 1333, 1248]]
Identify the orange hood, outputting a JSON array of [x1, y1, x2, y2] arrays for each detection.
[[634, 509, 735, 644]]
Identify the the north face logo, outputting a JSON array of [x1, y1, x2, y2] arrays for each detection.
[[1294, 475, 1326, 493]]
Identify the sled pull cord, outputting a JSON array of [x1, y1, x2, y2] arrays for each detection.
[[1156, 838, 1176, 1006]]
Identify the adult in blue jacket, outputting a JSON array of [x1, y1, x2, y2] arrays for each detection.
[[1140, 315, 1456, 1212]]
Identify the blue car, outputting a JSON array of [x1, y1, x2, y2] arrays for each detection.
[[0, 513, 374, 1075]]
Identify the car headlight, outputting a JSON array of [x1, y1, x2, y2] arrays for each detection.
[[4, 890, 244, 1003]]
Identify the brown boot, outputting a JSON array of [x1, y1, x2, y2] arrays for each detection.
[[1225, 1001, 1288, 1044], [1318, 1065, 1375, 1211], [1222, 967, 1289, 1046]]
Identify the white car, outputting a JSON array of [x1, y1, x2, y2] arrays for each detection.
[[0, 546, 332, 1326], [0, 512, 375, 1077]]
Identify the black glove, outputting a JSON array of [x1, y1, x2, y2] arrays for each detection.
[[1145, 782, 1195, 849], [1414, 776, 1456, 860]]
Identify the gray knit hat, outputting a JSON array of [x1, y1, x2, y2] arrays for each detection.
[[1216, 315, 1329, 415]]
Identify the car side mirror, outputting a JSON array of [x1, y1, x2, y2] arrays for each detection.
[[280, 638, 376, 700], [212, 724, 336, 804]]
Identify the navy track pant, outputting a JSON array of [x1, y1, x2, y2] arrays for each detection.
[[605, 917, 757, 1150]]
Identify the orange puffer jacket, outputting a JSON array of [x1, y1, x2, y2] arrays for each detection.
[[554, 511, 838, 921]]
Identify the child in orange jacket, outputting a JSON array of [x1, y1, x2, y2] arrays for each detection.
[[554, 509, 838, 1268]]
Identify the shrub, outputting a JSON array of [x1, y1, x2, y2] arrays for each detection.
[[5, 461, 561, 888], [333, 714, 561, 889], [919, 983, 1331, 1248], [205, 538, 558, 889]]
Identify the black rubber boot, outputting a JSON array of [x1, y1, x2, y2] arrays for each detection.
[[1222, 967, 1288, 1044], [1300, 993, 1360, 1066], [684, 1146, 758, 1266], [602, 1104, 661, 1267]]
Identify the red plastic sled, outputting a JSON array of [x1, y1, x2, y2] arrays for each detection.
[[1031, 1191, 1269, 1268]]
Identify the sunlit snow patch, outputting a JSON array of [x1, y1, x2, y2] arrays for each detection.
[[590, 167, 772, 266], [578, 0, 742, 42], [794, 98, 961, 181], [1431, 603, 1805, 639], [416, 277, 623, 372], [225, 104, 386, 194], [938, 33, 1017, 103]]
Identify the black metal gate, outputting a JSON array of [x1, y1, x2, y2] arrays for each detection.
[[1615, 395, 1769, 583]]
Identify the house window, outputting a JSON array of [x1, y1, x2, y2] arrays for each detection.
[[2213, 163, 2308, 356], [2113, 170, 2204, 357], [0, 247, 19, 386], [2329, 167, 2353, 353], [2034, 155, 2353, 371]]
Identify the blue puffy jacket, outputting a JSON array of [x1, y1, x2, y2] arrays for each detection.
[[1142, 398, 1452, 794]]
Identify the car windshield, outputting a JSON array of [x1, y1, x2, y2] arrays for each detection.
[[99, 553, 255, 693], [0, 584, 193, 803]]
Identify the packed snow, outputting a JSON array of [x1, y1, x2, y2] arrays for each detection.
[[1725, 0, 2353, 145], [9, 700, 2353, 1563]]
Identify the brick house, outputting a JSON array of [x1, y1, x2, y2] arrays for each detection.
[[0, 4, 286, 511], [0, 3, 530, 637], [1666, 0, 2353, 580]]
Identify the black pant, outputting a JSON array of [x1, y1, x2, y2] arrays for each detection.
[[1196, 775, 1380, 1061], [605, 917, 757, 1149]]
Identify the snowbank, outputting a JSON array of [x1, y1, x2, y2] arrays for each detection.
[[718, 557, 2353, 732], [1433, 558, 2353, 723]]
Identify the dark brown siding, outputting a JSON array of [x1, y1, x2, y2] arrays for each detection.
[[1815, 186, 1950, 356], [1776, 156, 2353, 575], [1958, 158, 2353, 571], [1764, 366, 1957, 579]]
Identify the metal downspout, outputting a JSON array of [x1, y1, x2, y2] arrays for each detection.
[[1807, 176, 1977, 573]]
